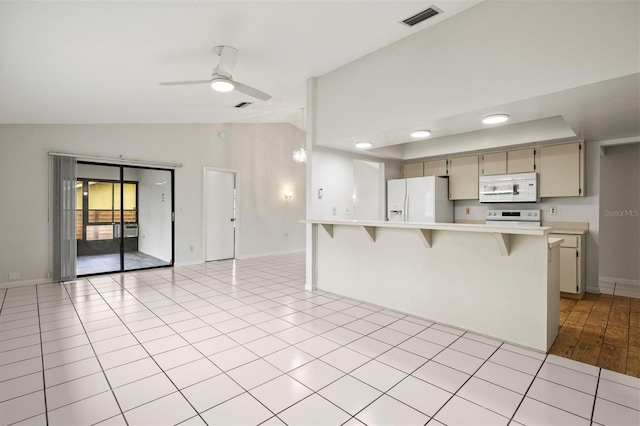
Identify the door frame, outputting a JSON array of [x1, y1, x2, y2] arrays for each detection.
[[203, 166, 239, 261], [76, 160, 175, 276]]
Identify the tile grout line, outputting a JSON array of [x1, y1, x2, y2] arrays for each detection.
[[35, 284, 49, 426], [590, 367, 602, 424], [506, 352, 549, 425]]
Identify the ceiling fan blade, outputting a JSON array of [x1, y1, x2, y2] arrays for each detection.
[[215, 46, 238, 78], [232, 80, 272, 101], [159, 80, 211, 86]]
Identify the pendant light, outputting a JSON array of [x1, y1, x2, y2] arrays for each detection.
[[293, 107, 307, 163]]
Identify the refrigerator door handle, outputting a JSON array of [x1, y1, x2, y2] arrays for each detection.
[[405, 195, 409, 222]]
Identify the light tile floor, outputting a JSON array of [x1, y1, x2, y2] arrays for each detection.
[[1, 252, 639, 426]]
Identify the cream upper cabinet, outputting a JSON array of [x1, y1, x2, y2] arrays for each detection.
[[423, 159, 448, 177], [480, 152, 507, 176], [538, 142, 584, 197], [402, 162, 423, 178], [508, 148, 536, 173], [448, 155, 479, 200]]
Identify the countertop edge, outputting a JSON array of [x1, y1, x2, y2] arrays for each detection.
[[302, 219, 552, 236]]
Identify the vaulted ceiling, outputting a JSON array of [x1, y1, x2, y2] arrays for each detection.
[[0, 1, 479, 127]]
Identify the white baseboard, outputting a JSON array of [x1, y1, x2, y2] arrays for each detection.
[[173, 250, 304, 266], [0, 278, 56, 290], [586, 285, 601, 294], [174, 259, 205, 267], [599, 276, 640, 287], [236, 249, 305, 260]]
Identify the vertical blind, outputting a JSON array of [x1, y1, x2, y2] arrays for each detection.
[[52, 155, 77, 281]]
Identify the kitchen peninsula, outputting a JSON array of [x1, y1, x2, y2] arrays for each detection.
[[305, 220, 561, 352]]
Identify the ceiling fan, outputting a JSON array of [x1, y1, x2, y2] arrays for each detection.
[[159, 45, 271, 101]]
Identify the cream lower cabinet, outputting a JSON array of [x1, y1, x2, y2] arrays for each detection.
[[555, 233, 586, 295]]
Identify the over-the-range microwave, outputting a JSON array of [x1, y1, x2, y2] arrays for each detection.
[[479, 172, 538, 203]]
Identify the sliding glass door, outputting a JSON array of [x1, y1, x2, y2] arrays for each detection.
[[123, 167, 173, 271], [75, 162, 174, 276]]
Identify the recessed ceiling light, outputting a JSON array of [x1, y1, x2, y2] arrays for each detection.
[[482, 114, 509, 124], [410, 130, 431, 138], [355, 141, 372, 149]]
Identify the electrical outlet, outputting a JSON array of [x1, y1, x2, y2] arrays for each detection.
[[465, 207, 471, 215], [549, 206, 558, 215], [344, 207, 352, 215], [8, 272, 20, 281]]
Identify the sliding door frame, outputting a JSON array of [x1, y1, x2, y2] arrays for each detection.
[[76, 160, 175, 276]]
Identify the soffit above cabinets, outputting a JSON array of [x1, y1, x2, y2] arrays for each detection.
[[321, 73, 640, 160]]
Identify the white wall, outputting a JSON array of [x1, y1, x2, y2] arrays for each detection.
[[311, 148, 354, 220], [599, 143, 640, 282], [311, 147, 400, 221], [0, 123, 306, 286], [353, 160, 382, 220]]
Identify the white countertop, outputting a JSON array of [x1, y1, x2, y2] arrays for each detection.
[[549, 228, 589, 235], [303, 219, 552, 236], [548, 237, 564, 248]]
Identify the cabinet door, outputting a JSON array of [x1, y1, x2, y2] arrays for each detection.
[[402, 162, 423, 178], [559, 247, 579, 293], [480, 152, 507, 176], [508, 148, 536, 173], [448, 155, 479, 200], [539, 142, 582, 197], [423, 159, 447, 177]]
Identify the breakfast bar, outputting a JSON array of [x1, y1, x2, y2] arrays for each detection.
[[305, 220, 561, 352]]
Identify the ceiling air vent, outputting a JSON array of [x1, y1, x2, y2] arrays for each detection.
[[234, 101, 253, 108], [401, 6, 443, 27]]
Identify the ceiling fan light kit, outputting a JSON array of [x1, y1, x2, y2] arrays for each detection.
[[210, 77, 234, 93], [160, 45, 271, 101]]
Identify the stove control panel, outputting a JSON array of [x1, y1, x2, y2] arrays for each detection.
[[485, 209, 541, 222]]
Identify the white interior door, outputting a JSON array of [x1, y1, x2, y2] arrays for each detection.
[[205, 170, 236, 261]]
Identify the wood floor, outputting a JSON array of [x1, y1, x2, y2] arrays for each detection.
[[550, 293, 640, 377]]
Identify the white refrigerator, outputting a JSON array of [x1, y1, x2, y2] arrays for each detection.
[[387, 176, 453, 223]]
